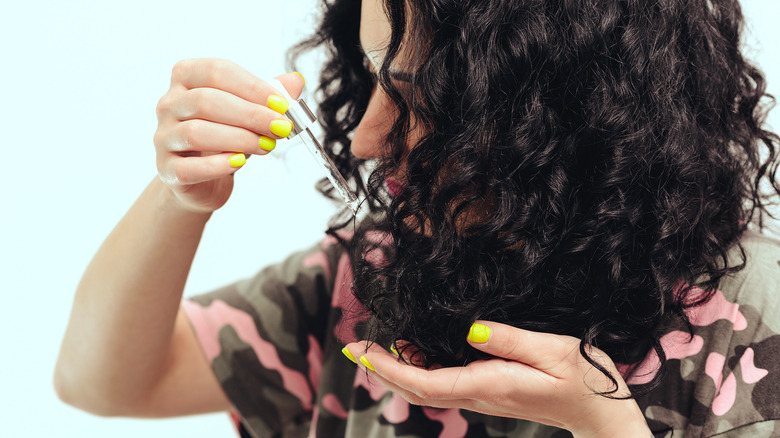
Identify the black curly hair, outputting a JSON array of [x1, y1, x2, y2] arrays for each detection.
[[290, 0, 780, 395]]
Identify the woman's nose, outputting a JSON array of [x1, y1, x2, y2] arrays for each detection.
[[351, 85, 391, 159]]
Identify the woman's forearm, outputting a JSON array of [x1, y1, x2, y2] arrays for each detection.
[[54, 177, 211, 415]]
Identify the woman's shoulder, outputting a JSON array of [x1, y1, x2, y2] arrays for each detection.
[[630, 231, 780, 436], [719, 230, 780, 312]]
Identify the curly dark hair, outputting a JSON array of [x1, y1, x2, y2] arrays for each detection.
[[290, 0, 780, 394]]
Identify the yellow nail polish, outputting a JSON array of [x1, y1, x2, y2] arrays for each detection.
[[390, 344, 399, 356], [229, 153, 246, 168], [342, 347, 357, 364], [258, 136, 276, 151], [293, 71, 305, 87], [359, 356, 376, 371], [267, 94, 289, 114], [467, 323, 491, 344], [270, 119, 293, 138]]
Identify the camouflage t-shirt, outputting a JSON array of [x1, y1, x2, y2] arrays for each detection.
[[182, 231, 780, 438]]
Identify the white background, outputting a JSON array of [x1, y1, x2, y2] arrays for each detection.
[[0, 1, 778, 437]]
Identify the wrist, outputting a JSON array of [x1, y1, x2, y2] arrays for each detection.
[[153, 177, 215, 219], [572, 421, 651, 438], [570, 398, 651, 438], [151, 178, 213, 223]]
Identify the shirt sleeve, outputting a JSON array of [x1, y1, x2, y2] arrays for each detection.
[[700, 233, 780, 436], [181, 239, 343, 438]]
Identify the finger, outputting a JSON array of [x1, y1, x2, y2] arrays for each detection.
[[466, 321, 581, 372], [364, 368, 468, 410], [274, 71, 305, 100], [160, 152, 246, 186], [350, 341, 493, 401], [344, 343, 466, 409], [171, 87, 291, 139], [172, 59, 303, 105], [164, 119, 275, 155]]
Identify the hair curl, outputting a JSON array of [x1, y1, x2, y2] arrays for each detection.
[[291, 0, 780, 395]]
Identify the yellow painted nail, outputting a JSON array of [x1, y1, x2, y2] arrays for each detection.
[[258, 136, 276, 151], [270, 119, 293, 138], [359, 356, 376, 371], [342, 347, 357, 364], [293, 71, 305, 87], [467, 323, 491, 344], [229, 153, 246, 168], [267, 94, 289, 114], [390, 344, 399, 357]]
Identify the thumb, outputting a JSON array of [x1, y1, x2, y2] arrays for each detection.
[[466, 320, 581, 370], [273, 71, 306, 100]]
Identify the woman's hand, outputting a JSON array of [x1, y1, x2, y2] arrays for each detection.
[[153, 58, 304, 213], [345, 321, 652, 438]]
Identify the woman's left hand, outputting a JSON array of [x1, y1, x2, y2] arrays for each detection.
[[344, 321, 652, 438]]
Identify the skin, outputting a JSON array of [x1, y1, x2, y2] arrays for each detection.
[[54, 0, 651, 435]]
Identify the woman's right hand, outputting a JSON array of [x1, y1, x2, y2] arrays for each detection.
[[153, 58, 304, 213]]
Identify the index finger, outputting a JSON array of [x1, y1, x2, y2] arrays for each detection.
[[352, 342, 476, 400], [171, 58, 302, 105]]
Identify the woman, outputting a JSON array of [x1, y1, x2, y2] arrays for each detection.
[[55, 0, 780, 436]]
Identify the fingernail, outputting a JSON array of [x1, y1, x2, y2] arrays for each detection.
[[258, 136, 276, 151], [359, 356, 376, 371], [267, 94, 289, 114], [293, 71, 305, 87], [390, 344, 399, 357], [467, 323, 491, 344], [270, 119, 293, 138], [229, 153, 246, 168], [342, 347, 357, 364]]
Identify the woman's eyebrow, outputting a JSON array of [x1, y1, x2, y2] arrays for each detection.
[[388, 68, 414, 83], [358, 44, 414, 83]]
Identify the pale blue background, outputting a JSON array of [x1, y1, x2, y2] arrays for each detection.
[[0, 1, 778, 437]]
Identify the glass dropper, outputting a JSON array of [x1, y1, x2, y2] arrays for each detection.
[[269, 79, 359, 215]]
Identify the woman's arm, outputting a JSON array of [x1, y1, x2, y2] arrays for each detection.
[[54, 178, 233, 416], [54, 60, 304, 417]]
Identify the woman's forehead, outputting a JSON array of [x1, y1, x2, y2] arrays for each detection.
[[360, 0, 392, 69]]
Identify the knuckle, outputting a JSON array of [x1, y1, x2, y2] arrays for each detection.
[[205, 59, 229, 84], [400, 392, 425, 406], [412, 385, 437, 401], [152, 129, 165, 149], [410, 387, 427, 400], [171, 59, 192, 81], [155, 154, 165, 175], [180, 121, 200, 150], [190, 88, 214, 118], [248, 107, 267, 132], [501, 330, 523, 355], [155, 93, 173, 117], [249, 77, 265, 99]]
